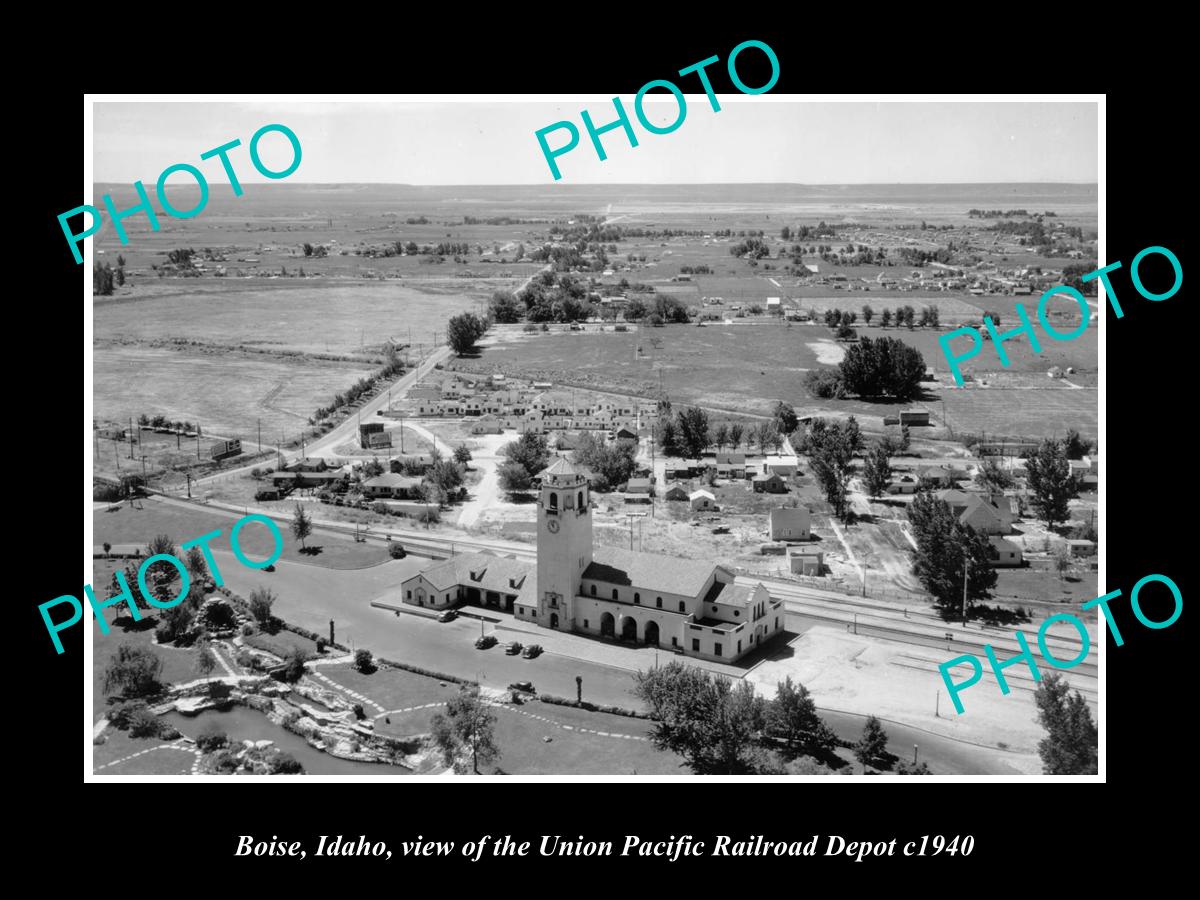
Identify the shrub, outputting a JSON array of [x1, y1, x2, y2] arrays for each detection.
[[127, 707, 165, 738], [353, 703, 366, 720], [804, 368, 846, 399], [196, 724, 230, 753], [269, 751, 304, 774], [106, 700, 150, 730], [316, 638, 327, 654], [209, 749, 240, 774], [354, 649, 375, 673], [388, 542, 407, 559], [241, 623, 255, 636]]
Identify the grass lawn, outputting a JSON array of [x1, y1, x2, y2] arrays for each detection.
[[992, 567, 1100, 607], [938, 384, 1098, 439], [320, 662, 463, 712], [243, 629, 322, 659], [93, 497, 391, 569], [93, 729, 197, 775], [488, 706, 684, 775]]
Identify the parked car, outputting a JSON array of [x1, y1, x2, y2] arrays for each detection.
[[521, 644, 543, 659], [438, 609, 458, 623], [475, 634, 497, 650], [508, 680, 535, 694], [505, 641, 523, 655]]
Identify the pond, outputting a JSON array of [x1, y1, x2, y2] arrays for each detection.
[[161, 705, 410, 776]]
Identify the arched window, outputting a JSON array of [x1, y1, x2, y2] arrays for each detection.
[[578, 490, 584, 509], [590, 584, 596, 596], [612, 589, 619, 601], [549, 492, 558, 510], [676, 600, 683, 612], [656, 597, 662, 609], [634, 592, 640, 604]]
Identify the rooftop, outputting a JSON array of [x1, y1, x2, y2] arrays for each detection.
[[584, 545, 717, 598]]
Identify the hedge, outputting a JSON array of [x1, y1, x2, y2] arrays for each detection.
[[537, 694, 651, 720], [376, 658, 470, 686]]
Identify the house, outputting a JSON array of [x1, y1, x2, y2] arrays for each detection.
[[393, 453, 435, 474], [919, 465, 965, 488], [766, 297, 782, 314], [887, 473, 921, 495], [255, 484, 287, 501], [987, 537, 1023, 567], [664, 483, 690, 501], [753, 472, 787, 494], [935, 489, 1015, 535], [286, 457, 328, 473], [625, 477, 652, 495], [613, 426, 638, 442], [361, 473, 423, 500], [789, 549, 823, 575], [470, 415, 504, 435], [899, 410, 931, 426], [1065, 538, 1096, 557], [770, 507, 811, 541], [689, 489, 716, 511], [763, 455, 799, 477]]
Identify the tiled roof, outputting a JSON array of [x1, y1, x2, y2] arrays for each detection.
[[585, 545, 715, 597], [540, 457, 586, 479], [407, 551, 535, 599]]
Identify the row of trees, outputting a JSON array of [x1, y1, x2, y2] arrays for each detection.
[[657, 403, 800, 459], [908, 490, 997, 616], [93, 260, 126, 295], [569, 432, 637, 491], [634, 663, 927, 775]]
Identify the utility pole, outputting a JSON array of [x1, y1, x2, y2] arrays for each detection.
[[962, 558, 969, 626], [140, 455, 147, 480], [114, 443, 121, 472], [258, 418, 262, 453], [186, 472, 192, 499], [197, 423, 202, 460], [129, 417, 135, 458]]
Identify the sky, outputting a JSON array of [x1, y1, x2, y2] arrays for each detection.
[[92, 99, 1099, 186]]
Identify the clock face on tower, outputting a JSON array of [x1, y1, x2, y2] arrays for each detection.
[[546, 518, 560, 533]]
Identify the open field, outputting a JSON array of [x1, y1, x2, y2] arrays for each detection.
[[94, 343, 379, 442], [94, 281, 498, 357], [938, 384, 1098, 439]]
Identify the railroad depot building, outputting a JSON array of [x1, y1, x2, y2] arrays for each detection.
[[399, 459, 783, 663]]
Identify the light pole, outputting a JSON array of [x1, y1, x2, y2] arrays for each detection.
[[913, 744, 919, 764], [961, 558, 969, 626]]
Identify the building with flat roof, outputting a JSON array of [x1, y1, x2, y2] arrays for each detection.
[[399, 458, 782, 662]]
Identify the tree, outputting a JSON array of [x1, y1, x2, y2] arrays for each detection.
[[498, 461, 534, 496], [974, 458, 1014, 492], [880, 308, 893, 328], [656, 418, 680, 455], [446, 312, 488, 355], [572, 434, 637, 491], [804, 418, 858, 520], [362, 458, 384, 478], [713, 423, 729, 451], [675, 407, 711, 458], [431, 683, 499, 774], [1063, 429, 1093, 460], [766, 677, 835, 758], [862, 443, 893, 499], [898, 424, 911, 452], [196, 641, 217, 679], [728, 423, 744, 450], [291, 503, 313, 549], [102, 645, 164, 698], [907, 491, 998, 613], [276, 645, 309, 683], [488, 291, 522, 323], [453, 445, 472, 466], [1034, 672, 1097, 774], [838, 336, 926, 401], [854, 716, 889, 773], [94, 262, 115, 295], [116, 267, 126, 286], [1053, 543, 1073, 580], [902, 305, 916, 329], [248, 587, 277, 627], [147, 534, 176, 558], [862, 305, 874, 325], [804, 368, 845, 399], [1024, 439, 1079, 530], [185, 546, 208, 584], [501, 432, 550, 482], [633, 662, 767, 774], [354, 648, 374, 673], [772, 402, 799, 437], [426, 459, 465, 505]]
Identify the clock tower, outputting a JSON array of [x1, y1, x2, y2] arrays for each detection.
[[535, 457, 593, 631]]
